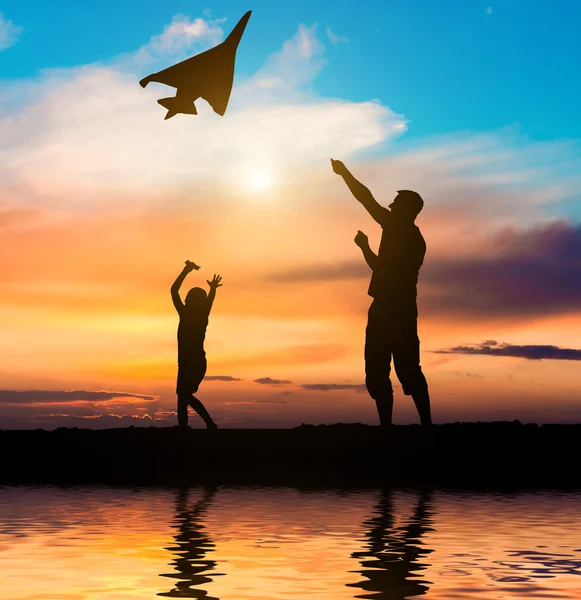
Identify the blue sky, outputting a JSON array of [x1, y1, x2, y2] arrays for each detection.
[[1, 0, 580, 142]]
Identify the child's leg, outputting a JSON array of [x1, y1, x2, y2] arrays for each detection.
[[189, 395, 217, 429], [177, 393, 190, 428]]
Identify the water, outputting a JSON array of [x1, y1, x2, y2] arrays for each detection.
[[1, 486, 580, 599]]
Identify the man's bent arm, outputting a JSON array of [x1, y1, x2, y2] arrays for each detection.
[[359, 243, 378, 270]]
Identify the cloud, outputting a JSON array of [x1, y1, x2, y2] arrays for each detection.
[[486, 7, 493, 15], [421, 220, 581, 319], [248, 23, 326, 92], [301, 383, 367, 393], [204, 375, 242, 381], [0, 13, 21, 50], [223, 399, 288, 405], [254, 377, 293, 385], [0, 412, 162, 430], [435, 341, 581, 361], [0, 18, 404, 200], [270, 261, 367, 283], [140, 14, 223, 56], [0, 389, 159, 405], [269, 219, 581, 321], [123, 14, 225, 73], [326, 27, 349, 45]]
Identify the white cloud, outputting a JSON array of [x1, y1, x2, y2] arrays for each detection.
[[246, 23, 326, 93], [486, 7, 493, 14], [131, 14, 224, 66], [0, 13, 22, 50], [1, 13, 577, 224], [0, 17, 405, 202], [326, 26, 349, 45], [336, 129, 581, 252]]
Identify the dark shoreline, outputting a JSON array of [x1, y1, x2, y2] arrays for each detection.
[[2, 421, 580, 488]]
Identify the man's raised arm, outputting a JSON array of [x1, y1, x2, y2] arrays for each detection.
[[331, 159, 389, 225]]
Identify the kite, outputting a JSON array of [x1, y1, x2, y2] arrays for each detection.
[[140, 11, 252, 119]]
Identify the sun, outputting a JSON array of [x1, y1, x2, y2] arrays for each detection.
[[246, 168, 274, 193]]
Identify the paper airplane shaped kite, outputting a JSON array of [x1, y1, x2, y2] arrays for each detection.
[[140, 10, 252, 119]]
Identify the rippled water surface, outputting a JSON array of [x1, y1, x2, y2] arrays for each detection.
[[1, 485, 580, 599]]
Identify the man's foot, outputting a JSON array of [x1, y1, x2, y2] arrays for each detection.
[[206, 422, 218, 431]]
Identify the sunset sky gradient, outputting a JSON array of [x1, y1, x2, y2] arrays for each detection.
[[1, 1, 581, 428]]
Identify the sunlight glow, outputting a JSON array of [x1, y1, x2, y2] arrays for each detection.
[[247, 169, 274, 193]]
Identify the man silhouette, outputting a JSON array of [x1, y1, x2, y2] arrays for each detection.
[[331, 159, 432, 427], [348, 489, 434, 599]]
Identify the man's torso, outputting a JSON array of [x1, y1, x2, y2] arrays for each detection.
[[369, 215, 426, 309]]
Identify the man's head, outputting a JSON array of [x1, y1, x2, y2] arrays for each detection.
[[389, 190, 424, 221], [184, 287, 208, 310]]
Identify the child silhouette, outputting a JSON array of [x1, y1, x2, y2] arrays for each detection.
[[171, 260, 222, 429]]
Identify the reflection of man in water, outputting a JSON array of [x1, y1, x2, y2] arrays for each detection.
[[349, 489, 434, 599], [331, 159, 432, 427], [158, 487, 221, 599]]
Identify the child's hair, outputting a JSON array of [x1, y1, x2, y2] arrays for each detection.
[[184, 287, 208, 309]]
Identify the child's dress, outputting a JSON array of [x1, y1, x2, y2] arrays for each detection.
[[176, 309, 209, 395]]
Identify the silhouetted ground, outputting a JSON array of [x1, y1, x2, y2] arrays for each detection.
[[1, 422, 580, 488]]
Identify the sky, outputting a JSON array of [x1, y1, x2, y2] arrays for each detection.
[[0, 1, 580, 429]]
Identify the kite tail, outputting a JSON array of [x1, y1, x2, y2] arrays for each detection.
[[224, 11, 251, 48], [157, 97, 198, 120]]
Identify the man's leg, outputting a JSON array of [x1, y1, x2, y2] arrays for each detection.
[[189, 396, 218, 430], [393, 326, 432, 426], [407, 371, 432, 426], [365, 301, 394, 427]]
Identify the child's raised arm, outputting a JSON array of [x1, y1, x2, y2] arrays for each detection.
[[171, 260, 200, 313], [206, 274, 223, 313]]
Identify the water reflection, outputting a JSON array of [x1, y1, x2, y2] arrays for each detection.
[[348, 489, 434, 599], [497, 549, 581, 582], [158, 486, 222, 599], [2, 486, 581, 599]]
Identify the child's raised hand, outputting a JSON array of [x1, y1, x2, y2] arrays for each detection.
[[184, 260, 201, 272], [207, 274, 223, 289]]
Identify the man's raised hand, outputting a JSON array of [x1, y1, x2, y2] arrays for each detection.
[[330, 158, 347, 176], [207, 274, 223, 289]]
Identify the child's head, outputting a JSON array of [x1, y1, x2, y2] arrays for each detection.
[[184, 287, 208, 311]]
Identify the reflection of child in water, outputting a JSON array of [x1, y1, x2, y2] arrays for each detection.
[[171, 260, 222, 429]]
